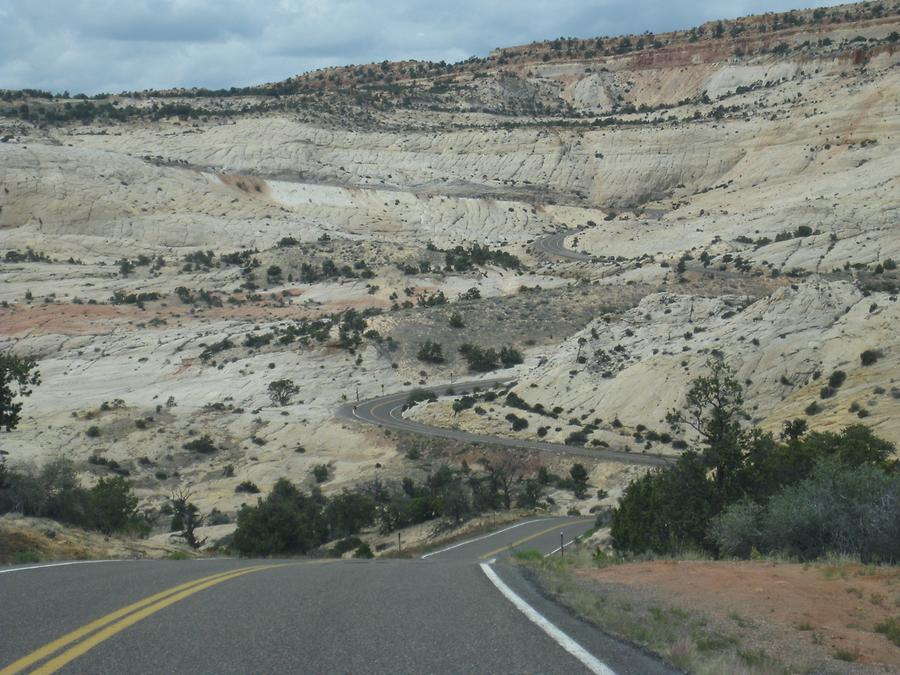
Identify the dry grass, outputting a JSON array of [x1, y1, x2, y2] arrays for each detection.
[[514, 550, 786, 674], [0, 525, 90, 564], [0, 515, 189, 565], [514, 548, 900, 674]]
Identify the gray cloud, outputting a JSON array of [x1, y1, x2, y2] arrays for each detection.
[[0, 0, 837, 94]]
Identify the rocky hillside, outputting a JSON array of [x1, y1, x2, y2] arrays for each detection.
[[0, 2, 897, 534]]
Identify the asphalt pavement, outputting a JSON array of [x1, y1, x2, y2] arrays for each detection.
[[336, 228, 674, 468], [531, 229, 595, 261], [0, 518, 674, 674], [0, 227, 680, 675], [337, 380, 673, 468]]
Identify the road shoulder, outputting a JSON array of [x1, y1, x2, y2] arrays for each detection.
[[511, 553, 900, 674], [488, 560, 676, 675]]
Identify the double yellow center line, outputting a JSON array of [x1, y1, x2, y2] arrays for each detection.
[[2, 564, 286, 675]]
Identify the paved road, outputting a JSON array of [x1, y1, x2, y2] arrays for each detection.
[[0, 519, 674, 674], [531, 228, 594, 261], [337, 379, 673, 468], [334, 227, 673, 469], [422, 515, 595, 562]]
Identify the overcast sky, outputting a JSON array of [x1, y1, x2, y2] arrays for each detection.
[[0, 0, 836, 94]]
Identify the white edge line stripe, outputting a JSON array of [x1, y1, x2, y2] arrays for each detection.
[[480, 562, 616, 675], [421, 519, 552, 559], [0, 559, 128, 575], [545, 539, 577, 557]]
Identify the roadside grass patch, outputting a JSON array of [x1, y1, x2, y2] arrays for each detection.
[[511, 549, 544, 561], [832, 647, 859, 662], [165, 550, 191, 560], [695, 632, 738, 652], [510, 550, 789, 674], [875, 616, 900, 646], [13, 549, 42, 564]]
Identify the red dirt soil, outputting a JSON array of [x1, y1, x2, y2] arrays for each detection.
[[0, 302, 347, 337], [578, 560, 900, 669]]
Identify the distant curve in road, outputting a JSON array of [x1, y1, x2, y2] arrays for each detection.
[[531, 228, 594, 261], [337, 378, 674, 468]]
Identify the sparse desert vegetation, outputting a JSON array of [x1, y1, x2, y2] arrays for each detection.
[[510, 362, 899, 672], [0, 7, 896, 647], [2, 3, 900, 675]]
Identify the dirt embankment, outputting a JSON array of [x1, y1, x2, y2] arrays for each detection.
[[0, 514, 188, 564], [579, 559, 900, 672]]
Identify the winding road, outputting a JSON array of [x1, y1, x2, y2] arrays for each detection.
[[337, 379, 674, 468], [0, 224, 684, 674], [337, 226, 675, 468], [531, 228, 594, 261], [0, 517, 674, 674]]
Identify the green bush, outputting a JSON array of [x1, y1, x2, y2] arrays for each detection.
[[182, 436, 217, 454], [232, 479, 329, 556], [353, 542, 374, 559], [860, 349, 882, 366], [612, 358, 898, 559], [512, 549, 544, 561], [516, 479, 543, 508], [714, 460, 900, 562], [89, 476, 142, 535], [0, 458, 146, 535], [459, 287, 481, 301], [331, 536, 363, 556], [499, 347, 523, 367], [564, 430, 588, 446], [324, 491, 376, 538], [416, 340, 445, 363], [404, 389, 437, 409], [505, 414, 528, 431], [312, 464, 330, 483], [804, 401, 822, 415], [13, 550, 42, 564], [709, 498, 764, 558], [207, 508, 231, 525], [444, 244, 520, 272], [268, 379, 299, 406], [876, 617, 900, 647], [828, 370, 847, 388], [458, 344, 522, 372], [570, 464, 589, 484], [611, 452, 717, 554], [452, 395, 476, 414], [0, 458, 90, 527]]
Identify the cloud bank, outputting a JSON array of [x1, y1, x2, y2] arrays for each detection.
[[0, 0, 837, 94]]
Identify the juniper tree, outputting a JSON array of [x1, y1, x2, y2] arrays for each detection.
[[666, 357, 745, 501], [0, 353, 40, 431]]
